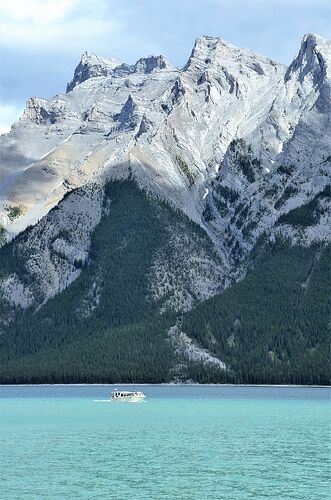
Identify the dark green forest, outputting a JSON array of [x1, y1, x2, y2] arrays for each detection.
[[0, 180, 330, 384], [182, 241, 331, 385]]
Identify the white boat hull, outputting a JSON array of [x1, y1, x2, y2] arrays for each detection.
[[111, 395, 146, 403]]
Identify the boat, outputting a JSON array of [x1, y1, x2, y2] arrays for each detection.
[[110, 389, 146, 402]]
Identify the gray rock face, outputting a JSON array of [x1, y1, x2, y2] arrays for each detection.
[[1, 183, 103, 312], [66, 52, 173, 92], [66, 51, 121, 92], [0, 33, 330, 310]]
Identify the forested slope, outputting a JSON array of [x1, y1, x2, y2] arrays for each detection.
[[182, 241, 331, 385], [0, 180, 220, 383]]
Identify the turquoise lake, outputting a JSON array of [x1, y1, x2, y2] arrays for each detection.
[[0, 385, 330, 499]]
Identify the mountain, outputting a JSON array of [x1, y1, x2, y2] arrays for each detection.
[[0, 34, 330, 384]]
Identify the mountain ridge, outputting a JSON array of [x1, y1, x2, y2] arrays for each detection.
[[1, 33, 329, 238], [0, 33, 330, 383]]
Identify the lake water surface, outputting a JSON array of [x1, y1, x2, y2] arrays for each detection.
[[0, 385, 330, 499]]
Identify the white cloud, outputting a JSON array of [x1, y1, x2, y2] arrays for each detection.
[[0, 0, 117, 53], [0, 0, 75, 24], [0, 102, 24, 135]]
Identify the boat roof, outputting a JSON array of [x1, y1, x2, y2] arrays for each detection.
[[113, 390, 142, 394]]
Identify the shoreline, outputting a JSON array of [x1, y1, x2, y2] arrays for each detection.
[[0, 383, 330, 388]]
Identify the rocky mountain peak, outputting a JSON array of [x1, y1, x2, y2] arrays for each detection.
[[184, 35, 234, 70], [184, 35, 283, 87], [67, 52, 174, 91], [285, 33, 331, 84], [133, 54, 172, 73], [113, 54, 175, 77], [66, 51, 121, 92]]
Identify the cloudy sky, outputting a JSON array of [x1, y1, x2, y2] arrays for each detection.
[[0, 0, 330, 133]]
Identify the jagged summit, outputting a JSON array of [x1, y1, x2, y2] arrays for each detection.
[[132, 54, 172, 73], [66, 51, 121, 92], [184, 35, 282, 73], [80, 50, 120, 67], [302, 32, 331, 53], [66, 33, 330, 94], [285, 32, 331, 83], [184, 35, 234, 70], [110, 54, 175, 77], [67, 52, 174, 92]]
